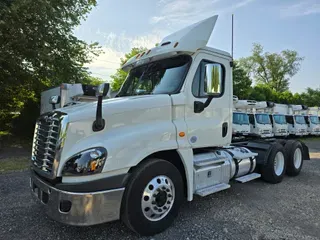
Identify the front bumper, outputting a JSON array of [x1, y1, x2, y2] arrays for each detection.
[[274, 132, 288, 137], [260, 133, 274, 138], [30, 172, 125, 226]]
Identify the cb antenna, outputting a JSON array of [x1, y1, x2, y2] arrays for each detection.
[[231, 14, 234, 60]]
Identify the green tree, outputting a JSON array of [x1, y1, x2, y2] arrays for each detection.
[[110, 47, 147, 91], [239, 43, 304, 92], [0, 0, 99, 135], [300, 88, 320, 107], [233, 61, 252, 99]]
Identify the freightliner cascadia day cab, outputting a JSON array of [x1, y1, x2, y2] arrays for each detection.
[[30, 15, 310, 236]]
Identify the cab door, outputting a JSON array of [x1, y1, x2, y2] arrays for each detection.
[[184, 51, 232, 148]]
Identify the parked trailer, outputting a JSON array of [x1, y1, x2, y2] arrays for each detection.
[[29, 15, 310, 236]]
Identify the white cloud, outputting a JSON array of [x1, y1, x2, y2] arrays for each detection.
[[281, 0, 320, 17], [151, 0, 255, 26], [86, 32, 162, 80]]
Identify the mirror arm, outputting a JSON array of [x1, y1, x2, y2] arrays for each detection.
[[194, 95, 214, 113], [203, 95, 214, 109], [93, 95, 105, 132]]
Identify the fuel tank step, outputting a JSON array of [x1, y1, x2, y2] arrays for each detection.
[[235, 173, 261, 183], [195, 183, 230, 197]]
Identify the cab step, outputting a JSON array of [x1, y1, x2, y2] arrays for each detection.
[[195, 183, 230, 197], [235, 173, 261, 183]]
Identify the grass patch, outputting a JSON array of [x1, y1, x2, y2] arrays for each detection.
[[0, 157, 29, 174], [298, 137, 320, 142]]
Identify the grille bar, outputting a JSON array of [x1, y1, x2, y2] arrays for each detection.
[[31, 111, 68, 179]]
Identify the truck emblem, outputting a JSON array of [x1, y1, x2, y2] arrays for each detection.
[[190, 136, 197, 143]]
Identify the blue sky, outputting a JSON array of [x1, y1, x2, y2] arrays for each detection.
[[75, 0, 320, 93]]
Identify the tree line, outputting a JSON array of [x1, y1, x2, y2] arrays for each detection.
[[1, 1, 319, 140]]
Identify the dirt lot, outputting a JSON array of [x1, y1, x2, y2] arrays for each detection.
[[0, 140, 319, 240]]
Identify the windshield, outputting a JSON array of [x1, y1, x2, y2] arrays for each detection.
[[233, 113, 249, 125], [310, 116, 319, 124], [117, 55, 191, 97], [273, 114, 287, 124], [295, 115, 306, 124], [255, 114, 271, 124]]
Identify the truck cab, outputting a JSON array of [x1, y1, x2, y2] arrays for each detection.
[[29, 15, 309, 236], [304, 115, 320, 136], [285, 115, 308, 136], [248, 113, 274, 138], [269, 114, 288, 137], [232, 112, 250, 136]]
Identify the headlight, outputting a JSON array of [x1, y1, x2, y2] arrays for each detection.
[[62, 147, 107, 176]]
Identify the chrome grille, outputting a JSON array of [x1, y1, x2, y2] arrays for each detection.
[[263, 130, 270, 133], [32, 111, 68, 178]]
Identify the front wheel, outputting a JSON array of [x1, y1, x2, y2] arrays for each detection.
[[121, 158, 184, 236]]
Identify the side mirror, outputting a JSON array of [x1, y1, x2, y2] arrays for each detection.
[[49, 95, 60, 110], [49, 95, 60, 105], [194, 63, 223, 113], [96, 83, 110, 97], [204, 63, 222, 95]]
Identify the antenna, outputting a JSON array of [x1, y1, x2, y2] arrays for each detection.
[[231, 14, 234, 59]]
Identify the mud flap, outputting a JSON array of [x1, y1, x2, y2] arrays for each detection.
[[299, 141, 310, 160]]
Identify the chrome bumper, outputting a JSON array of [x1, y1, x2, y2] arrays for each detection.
[[274, 132, 288, 137], [30, 173, 124, 226]]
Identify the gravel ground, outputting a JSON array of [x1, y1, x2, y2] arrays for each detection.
[[0, 141, 319, 240]]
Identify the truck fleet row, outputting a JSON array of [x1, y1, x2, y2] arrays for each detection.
[[29, 15, 311, 236], [232, 96, 320, 139]]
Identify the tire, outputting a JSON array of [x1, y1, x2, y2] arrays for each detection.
[[121, 158, 184, 236], [284, 140, 304, 176], [260, 143, 287, 184]]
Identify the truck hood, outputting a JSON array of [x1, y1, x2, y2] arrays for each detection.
[[56, 94, 172, 122]]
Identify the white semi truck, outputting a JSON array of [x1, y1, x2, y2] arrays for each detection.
[[286, 105, 308, 136], [29, 15, 310, 236], [269, 104, 289, 137]]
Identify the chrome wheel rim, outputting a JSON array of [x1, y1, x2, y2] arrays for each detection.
[[141, 175, 175, 222], [293, 148, 302, 169], [274, 151, 285, 176]]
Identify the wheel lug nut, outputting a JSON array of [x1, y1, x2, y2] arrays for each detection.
[[152, 201, 156, 205]]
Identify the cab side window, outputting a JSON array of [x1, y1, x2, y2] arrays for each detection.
[[192, 60, 225, 98]]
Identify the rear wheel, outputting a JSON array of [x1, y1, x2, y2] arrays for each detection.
[[121, 158, 184, 236], [284, 140, 304, 176], [261, 143, 286, 184]]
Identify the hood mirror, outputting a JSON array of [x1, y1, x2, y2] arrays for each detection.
[[96, 83, 110, 97]]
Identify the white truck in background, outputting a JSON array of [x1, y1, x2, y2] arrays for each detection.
[[286, 105, 308, 136], [232, 96, 251, 137], [40, 83, 116, 114], [29, 15, 310, 236], [304, 107, 320, 135], [247, 101, 274, 138], [269, 104, 289, 137]]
